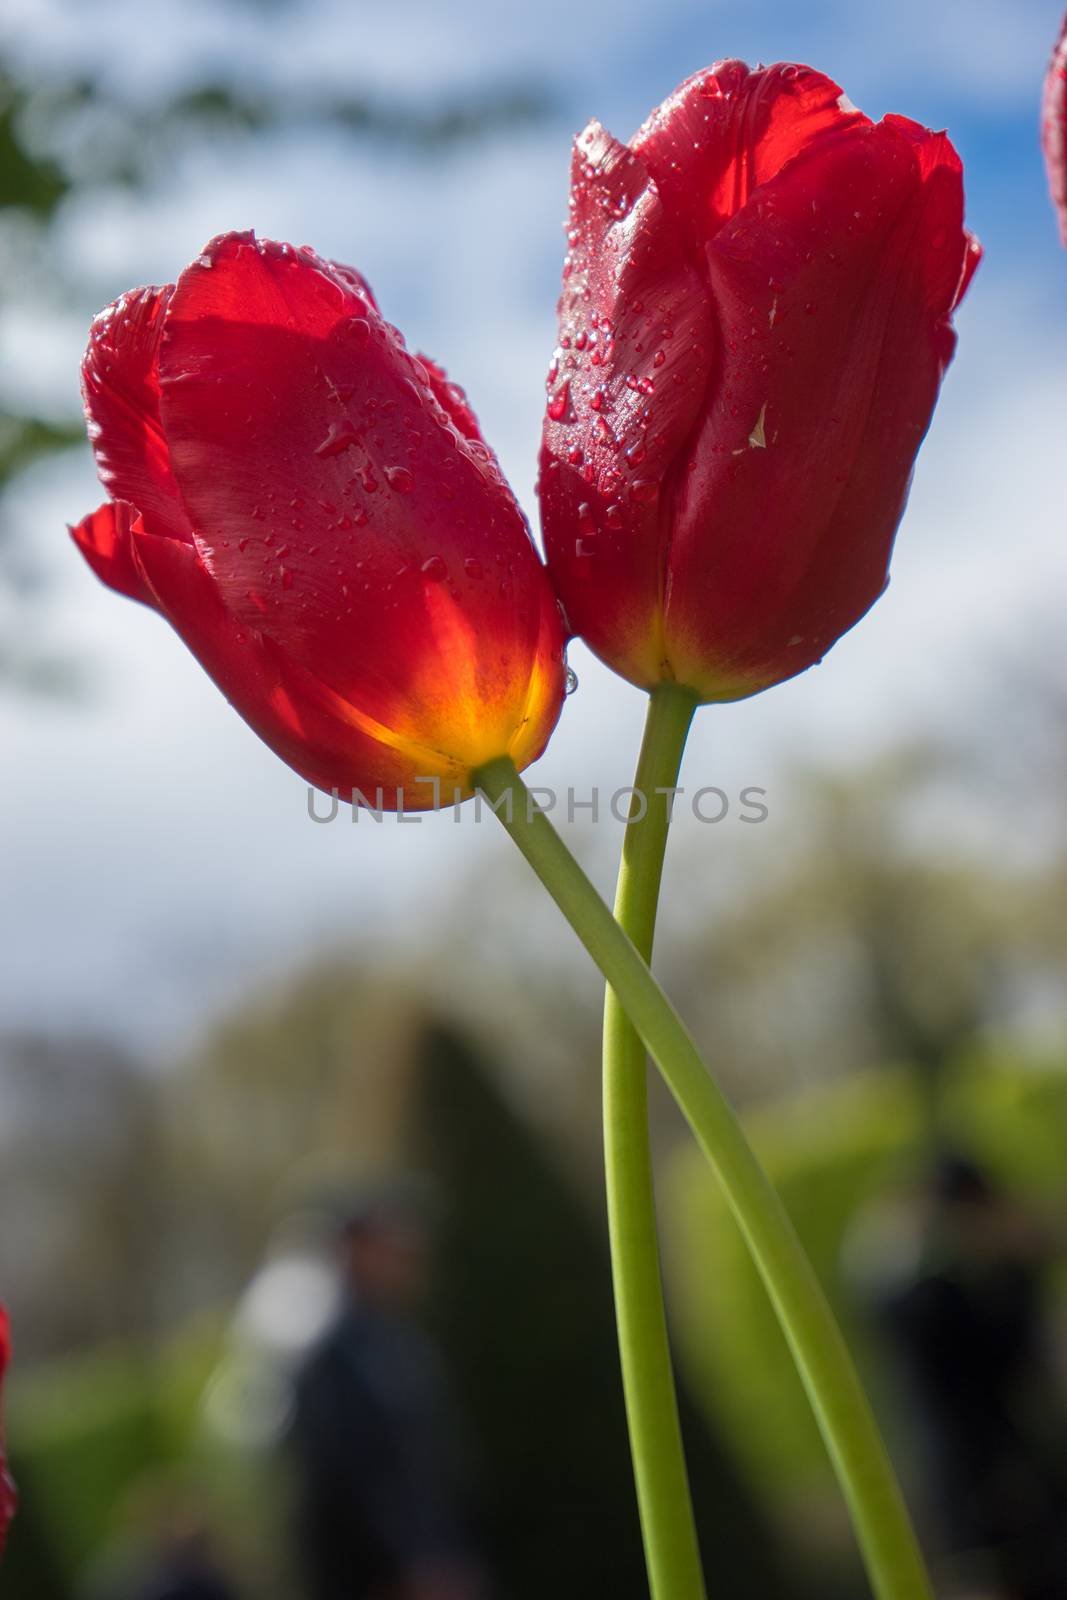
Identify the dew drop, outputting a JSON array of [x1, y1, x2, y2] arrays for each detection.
[[463, 558, 484, 580], [385, 465, 414, 494], [421, 555, 448, 582], [315, 420, 361, 458], [630, 479, 659, 504], [564, 665, 579, 695], [547, 381, 570, 422]]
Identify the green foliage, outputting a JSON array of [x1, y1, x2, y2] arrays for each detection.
[[665, 1059, 1067, 1508], [4, 1323, 225, 1592], [0, 70, 69, 215], [0, 414, 84, 486], [8, 1350, 163, 1582]]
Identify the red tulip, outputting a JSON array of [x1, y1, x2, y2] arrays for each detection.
[[72, 233, 567, 808], [1044, 13, 1067, 244], [0, 1307, 14, 1555], [540, 61, 979, 702]]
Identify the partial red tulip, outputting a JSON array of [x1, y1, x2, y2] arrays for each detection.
[[540, 61, 979, 702], [0, 1307, 14, 1555], [72, 234, 566, 808], [1044, 13, 1067, 244]]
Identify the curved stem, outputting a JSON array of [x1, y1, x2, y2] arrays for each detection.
[[473, 753, 933, 1600], [603, 685, 704, 1600]]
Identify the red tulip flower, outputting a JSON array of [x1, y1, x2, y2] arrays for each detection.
[[72, 234, 567, 808], [0, 1307, 14, 1555], [1044, 13, 1067, 244], [540, 61, 979, 702]]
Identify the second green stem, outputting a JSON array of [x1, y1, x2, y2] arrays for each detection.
[[604, 683, 704, 1600], [473, 751, 934, 1600]]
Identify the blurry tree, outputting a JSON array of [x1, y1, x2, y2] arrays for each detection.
[[412, 1021, 827, 1600], [161, 963, 426, 1318], [0, 1033, 167, 1356], [672, 749, 1016, 1131]]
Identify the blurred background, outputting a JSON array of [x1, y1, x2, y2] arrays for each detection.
[[2, 1, 1066, 1597]]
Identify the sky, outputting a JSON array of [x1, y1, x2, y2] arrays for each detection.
[[1, 0, 1065, 1052]]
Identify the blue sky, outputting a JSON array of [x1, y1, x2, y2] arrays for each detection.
[[1, 0, 1064, 1048]]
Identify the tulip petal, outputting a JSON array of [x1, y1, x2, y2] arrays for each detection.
[[539, 122, 714, 682], [662, 117, 973, 696], [325, 257, 380, 308], [632, 60, 866, 246], [81, 284, 193, 545], [1043, 13, 1067, 246], [70, 500, 158, 607], [158, 232, 560, 769], [415, 354, 484, 445], [132, 529, 465, 806]]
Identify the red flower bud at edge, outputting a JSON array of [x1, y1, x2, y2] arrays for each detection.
[[1043, 13, 1067, 244], [0, 1307, 15, 1555], [540, 61, 981, 702], [72, 234, 567, 809]]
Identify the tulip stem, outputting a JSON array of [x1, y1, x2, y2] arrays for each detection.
[[602, 683, 704, 1600], [474, 752, 934, 1600]]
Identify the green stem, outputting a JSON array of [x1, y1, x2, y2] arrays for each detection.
[[603, 684, 704, 1600], [474, 753, 933, 1600]]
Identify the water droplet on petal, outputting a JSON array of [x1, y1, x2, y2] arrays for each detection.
[[547, 381, 570, 422], [421, 555, 448, 582], [630, 479, 659, 504], [385, 465, 414, 493], [564, 666, 579, 695], [315, 420, 361, 458]]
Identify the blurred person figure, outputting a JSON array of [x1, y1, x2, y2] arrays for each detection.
[[289, 1181, 485, 1600], [874, 1153, 1067, 1599]]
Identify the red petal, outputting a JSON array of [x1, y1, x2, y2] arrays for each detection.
[[0, 1306, 15, 1556], [69, 500, 158, 607], [325, 256, 379, 309], [158, 231, 563, 770], [662, 117, 974, 696], [415, 354, 484, 444], [1043, 13, 1067, 245], [631, 60, 867, 245], [133, 531, 470, 807], [81, 284, 193, 544], [539, 122, 714, 683]]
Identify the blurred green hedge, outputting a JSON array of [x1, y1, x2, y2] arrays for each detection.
[[5, 1322, 222, 1593], [664, 1057, 1067, 1510]]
